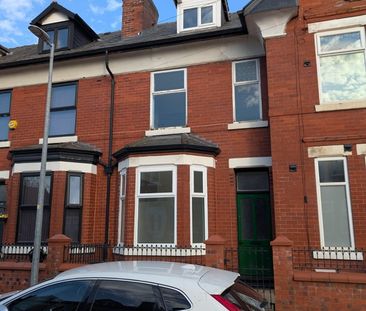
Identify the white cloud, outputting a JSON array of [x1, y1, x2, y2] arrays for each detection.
[[89, 0, 120, 15], [0, 0, 44, 46]]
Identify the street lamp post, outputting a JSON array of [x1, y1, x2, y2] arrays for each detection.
[[28, 25, 55, 286]]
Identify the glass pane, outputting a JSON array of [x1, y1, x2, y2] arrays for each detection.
[[68, 175, 82, 205], [320, 31, 362, 53], [92, 281, 160, 311], [153, 92, 186, 128], [64, 208, 80, 242], [17, 208, 50, 243], [0, 184, 6, 209], [138, 197, 174, 243], [49, 109, 76, 136], [57, 28, 69, 49], [21, 175, 51, 206], [319, 160, 345, 183], [235, 84, 261, 121], [255, 198, 272, 240], [184, 8, 198, 29], [320, 52, 366, 103], [236, 61, 258, 82], [8, 280, 91, 311], [140, 171, 172, 193], [237, 171, 269, 192], [192, 197, 205, 243], [321, 185, 351, 247], [121, 173, 126, 196], [51, 84, 76, 108], [0, 92, 11, 114], [43, 30, 54, 51], [0, 116, 9, 141], [160, 287, 191, 311], [154, 71, 185, 92], [201, 6, 213, 24], [194, 171, 203, 193], [119, 199, 125, 243]]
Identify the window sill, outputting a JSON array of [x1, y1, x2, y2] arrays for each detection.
[[227, 120, 268, 130], [39, 136, 78, 144], [315, 101, 366, 112], [145, 127, 191, 137], [0, 141, 10, 148], [313, 250, 363, 261]]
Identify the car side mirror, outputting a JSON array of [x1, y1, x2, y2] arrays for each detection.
[[0, 305, 8, 311]]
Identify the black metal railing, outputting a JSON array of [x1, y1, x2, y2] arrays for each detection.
[[0, 243, 47, 262], [224, 247, 275, 311], [64, 243, 206, 265], [293, 247, 366, 273]]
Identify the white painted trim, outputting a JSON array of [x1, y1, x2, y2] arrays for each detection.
[[313, 250, 363, 261], [118, 169, 127, 245], [118, 154, 216, 171], [145, 127, 191, 136], [39, 136, 78, 144], [314, 157, 355, 249], [150, 68, 187, 130], [190, 165, 208, 245], [112, 247, 206, 256], [315, 101, 366, 112], [13, 161, 97, 174], [232, 59, 263, 123], [356, 144, 366, 155], [229, 157, 272, 169], [308, 145, 351, 158], [308, 15, 366, 33], [40, 12, 69, 25], [0, 171, 9, 179], [134, 165, 177, 246], [0, 141, 10, 148], [227, 120, 268, 130]]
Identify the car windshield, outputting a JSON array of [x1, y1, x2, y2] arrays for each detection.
[[221, 278, 267, 311]]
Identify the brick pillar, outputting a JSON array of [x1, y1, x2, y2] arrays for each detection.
[[46, 234, 72, 278], [205, 235, 226, 269], [271, 236, 294, 311]]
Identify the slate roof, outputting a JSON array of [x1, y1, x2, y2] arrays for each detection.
[[0, 13, 244, 69], [113, 133, 220, 160], [10, 141, 101, 154]]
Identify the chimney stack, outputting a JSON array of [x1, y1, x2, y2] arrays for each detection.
[[122, 0, 159, 38]]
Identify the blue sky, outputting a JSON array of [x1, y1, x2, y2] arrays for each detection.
[[0, 0, 250, 48]]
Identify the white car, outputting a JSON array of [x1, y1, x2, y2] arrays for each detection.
[[0, 261, 267, 310]]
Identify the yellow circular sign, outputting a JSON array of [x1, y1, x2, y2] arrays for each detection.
[[8, 120, 18, 129]]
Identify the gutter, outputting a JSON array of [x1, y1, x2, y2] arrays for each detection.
[[103, 50, 116, 255]]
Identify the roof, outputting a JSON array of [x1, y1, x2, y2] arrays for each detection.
[[113, 133, 220, 160], [173, 0, 230, 21], [31, 2, 99, 41], [10, 142, 102, 164], [55, 261, 238, 294], [244, 0, 299, 15], [0, 45, 10, 56], [0, 12, 244, 70]]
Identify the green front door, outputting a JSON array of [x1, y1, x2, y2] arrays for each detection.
[[237, 193, 273, 278]]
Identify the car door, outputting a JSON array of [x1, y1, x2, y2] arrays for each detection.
[[4, 279, 94, 311]]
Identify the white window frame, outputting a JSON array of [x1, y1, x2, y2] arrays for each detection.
[[232, 59, 263, 123], [134, 165, 177, 246], [150, 68, 187, 130], [182, 4, 216, 31], [190, 165, 208, 246], [315, 27, 366, 105], [314, 157, 355, 250], [118, 169, 127, 245]]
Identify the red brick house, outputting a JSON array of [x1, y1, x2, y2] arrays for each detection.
[[1, 0, 366, 309]]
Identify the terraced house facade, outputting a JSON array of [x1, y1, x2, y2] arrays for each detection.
[[1, 0, 366, 310]]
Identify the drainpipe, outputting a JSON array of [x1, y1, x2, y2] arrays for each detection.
[[104, 50, 115, 260]]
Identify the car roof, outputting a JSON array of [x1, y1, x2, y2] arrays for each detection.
[[56, 261, 239, 294]]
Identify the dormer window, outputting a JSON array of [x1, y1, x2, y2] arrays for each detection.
[[42, 27, 69, 51], [183, 5, 213, 29]]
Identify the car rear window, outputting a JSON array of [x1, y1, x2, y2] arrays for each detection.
[[221, 278, 267, 311], [160, 287, 191, 311]]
